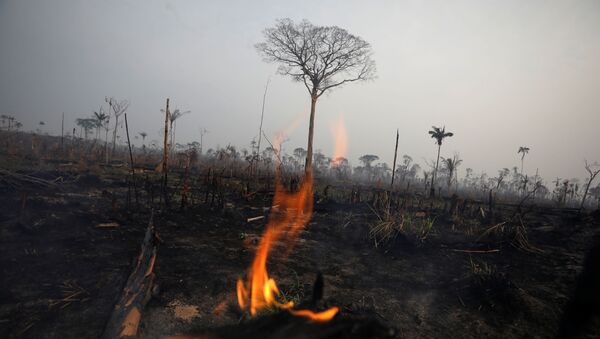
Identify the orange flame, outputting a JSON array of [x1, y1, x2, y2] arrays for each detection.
[[330, 115, 347, 167], [236, 169, 338, 321]]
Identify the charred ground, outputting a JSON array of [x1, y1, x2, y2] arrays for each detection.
[[1, 136, 599, 338]]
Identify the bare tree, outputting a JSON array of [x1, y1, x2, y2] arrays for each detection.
[[494, 168, 510, 191], [105, 97, 129, 159], [256, 77, 270, 164], [256, 18, 376, 176], [580, 160, 600, 211]]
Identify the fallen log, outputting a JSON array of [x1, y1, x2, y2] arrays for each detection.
[[102, 214, 159, 339]]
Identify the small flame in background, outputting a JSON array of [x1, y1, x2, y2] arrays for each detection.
[[236, 131, 340, 322], [330, 114, 347, 167]]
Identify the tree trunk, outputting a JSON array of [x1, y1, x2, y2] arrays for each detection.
[[61, 112, 64, 152], [430, 144, 441, 198], [124, 113, 138, 207], [170, 121, 175, 162], [580, 182, 591, 211], [390, 129, 399, 189], [520, 157, 524, 176], [162, 99, 170, 207], [256, 78, 270, 171], [104, 129, 110, 164], [112, 116, 119, 160], [304, 94, 317, 176], [580, 172, 600, 211]]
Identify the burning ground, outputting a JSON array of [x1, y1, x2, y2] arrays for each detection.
[[1, 162, 599, 338]]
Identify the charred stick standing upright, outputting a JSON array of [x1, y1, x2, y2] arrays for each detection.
[[255, 77, 270, 178], [390, 129, 399, 189], [61, 112, 64, 153], [162, 98, 170, 207], [124, 113, 138, 207]]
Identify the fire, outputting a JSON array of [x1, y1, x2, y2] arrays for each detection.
[[236, 168, 339, 321], [330, 114, 347, 167]]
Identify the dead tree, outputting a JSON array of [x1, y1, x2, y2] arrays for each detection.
[[256, 18, 375, 176], [390, 129, 399, 189], [105, 97, 129, 160], [162, 98, 170, 207], [255, 77, 270, 177], [124, 113, 138, 207], [580, 160, 600, 211]]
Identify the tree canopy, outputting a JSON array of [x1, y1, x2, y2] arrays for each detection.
[[256, 18, 376, 98]]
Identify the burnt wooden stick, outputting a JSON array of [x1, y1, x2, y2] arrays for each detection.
[[390, 129, 399, 189], [162, 98, 170, 207], [102, 214, 159, 339], [124, 113, 139, 207], [312, 272, 324, 305]]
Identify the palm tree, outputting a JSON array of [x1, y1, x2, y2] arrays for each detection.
[[442, 154, 462, 192], [139, 131, 148, 152], [428, 126, 454, 197], [93, 108, 108, 140], [75, 118, 96, 139], [139, 131, 147, 143], [518, 146, 530, 175], [165, 108, 190, 155]]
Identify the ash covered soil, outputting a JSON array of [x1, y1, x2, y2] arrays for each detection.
[[1, 169, 599, 338]]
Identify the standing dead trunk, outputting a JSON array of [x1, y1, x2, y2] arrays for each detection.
[[390, 129, 399, 189], [580, 162, 600, 212], [61, 112, 64, 153], [124, 113, 138, 207], [256, 78, 270, 177], [111, 115, 119, 160], [162, 98, 170, 207], [104, 128, 110, 165]]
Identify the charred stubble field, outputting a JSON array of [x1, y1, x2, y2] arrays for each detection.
[[1, 166, 599, 339]]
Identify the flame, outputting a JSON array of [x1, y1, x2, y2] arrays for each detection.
[[236, 166, 338, 321], [330, 114, 347, 167]]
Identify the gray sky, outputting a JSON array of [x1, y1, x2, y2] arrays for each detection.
[[1, 0, 599, 181]]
